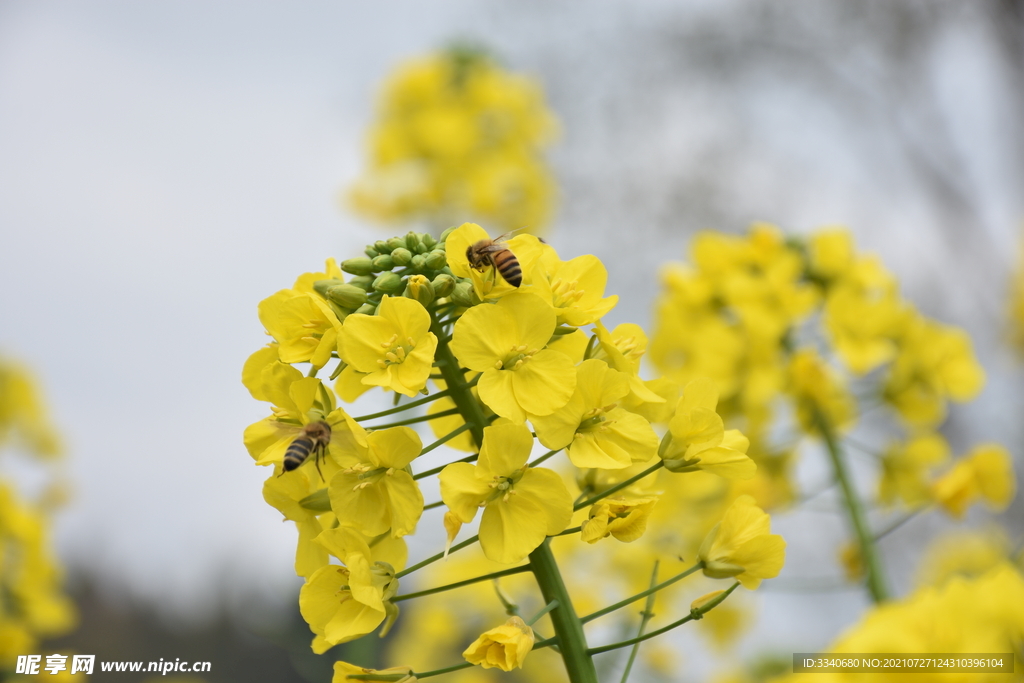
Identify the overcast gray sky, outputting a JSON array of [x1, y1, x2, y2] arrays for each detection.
[[1, 0, 1021, 676]]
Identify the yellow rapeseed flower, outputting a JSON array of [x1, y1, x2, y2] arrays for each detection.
[[299, 527, 401, 651], [531, 359, 659, 469], [340, 295, 438, 397], [329, 427, 424, 538], [258, 290, 342, 369], [932, 444, 1016, 518], [439, 422, 572, 563], [878, 433, 950, 507], [463, 616, 535, 671], [580, 496, 658, 544], [450, 291, 575, 421], [698, 495, 786, 589]]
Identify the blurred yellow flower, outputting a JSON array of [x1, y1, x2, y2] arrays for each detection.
[[349, 49, 558, 234], [931, 444, 1015, 518]]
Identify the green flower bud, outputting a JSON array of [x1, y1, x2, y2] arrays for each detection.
[[364, 247, 379, 258], [341, 257, 375, 276], [439, 226, 457, 243], [354, 303, 376, 315], [431, 273, 456, 298], [404, 274, 435, 306], [450, 281, 480, 307], [326, 284, 368, 309], [347, 275, 375, 291], [410, 254, 426, 271], [414, 241, 429, 254], [373, 271, 404, 295], [424, 250, 447, 270], [372, 254, 395, 271], [374, 239, 391, 254], [386, 236, 407, 252], [405, 231, 421, 251], [391, 247, 413, 266], [661, 457, 701, 473], [421, 233, 437, 249], [312, 278, 344, 298]]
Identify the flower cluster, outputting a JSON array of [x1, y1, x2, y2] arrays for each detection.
[[769, 562, 1024, 683], [651, 225, 1014, 608], [244, 224, 785, 681], [0, 359, 76, 669], [347, 48, 559, 234]]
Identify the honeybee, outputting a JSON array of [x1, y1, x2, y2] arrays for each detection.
[[281, 421, 331, 479], [466, 230, 523, 287]]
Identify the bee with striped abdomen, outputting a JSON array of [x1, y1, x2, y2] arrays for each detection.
[[281, 421, 332, 480], [466, 230, 522, 287]]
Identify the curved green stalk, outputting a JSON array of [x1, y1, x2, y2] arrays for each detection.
[[814, 408, 889, 603]]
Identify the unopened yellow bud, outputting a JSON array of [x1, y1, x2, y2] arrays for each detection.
[[404, 274, 435, 306], [690, 589, 727, 617], [463, 616, 535, 671]]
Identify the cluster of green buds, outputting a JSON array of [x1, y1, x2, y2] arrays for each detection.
[[312, 229, 478, 322]]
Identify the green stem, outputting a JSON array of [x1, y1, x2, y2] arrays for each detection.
[[574, 461, 665, 511], [528, 449, 561, 468], [392, 565, 531, 602], [414, 453, 479, 480], [418, 423, 472, 457], [364, 407, 459, 430], [580, 562, 702, 624], [529, 540, 599, 683], [412, 662, 476, 679], [619, 561, 659, 683], [422, 500, 445, 511], [352, 390, 451, 422], [527, 599, 560, 626], [395, 534, 479, 579], [430, 313, 488, 448], [814, 408, 889, 603], [588, 582, 740, 656]]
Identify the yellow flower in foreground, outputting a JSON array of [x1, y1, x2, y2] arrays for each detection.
[[591, 321, 665, 405], [450, 292, 575, 421], [439, 422, 572, 563], [340, 295, 438, 397], [531, 359, 658, 469], [262, 468, 329, 578], [698, 495, 785, 589], [333, 662, 415, 682], [299, 527, 400, 651], [329, 427, 424, 538], [529, 254, 619, 326], [463, 616, 535, 671], [258, 289, 341, 368], [931, 444, 1015, 519]]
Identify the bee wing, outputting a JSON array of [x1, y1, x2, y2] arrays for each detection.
[[492, 226, 530, 243]]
